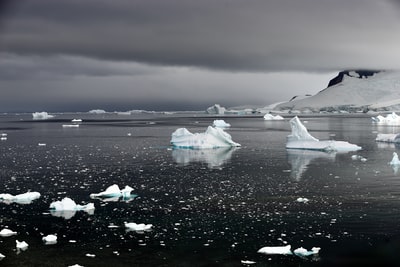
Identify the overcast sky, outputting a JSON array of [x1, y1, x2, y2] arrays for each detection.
[[1, 0, 400, 112]]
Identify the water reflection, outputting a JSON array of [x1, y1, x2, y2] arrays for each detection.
[[287, 149, 336, 180], [171, 147, 238, 168]]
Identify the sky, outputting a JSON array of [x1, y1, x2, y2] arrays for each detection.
[[1, 0, 400, 112]]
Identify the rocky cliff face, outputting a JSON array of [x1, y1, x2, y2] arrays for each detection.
[[327, 70, 381, 88]]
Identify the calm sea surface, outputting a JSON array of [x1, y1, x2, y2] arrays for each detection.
[[1, 112, 400, 266]]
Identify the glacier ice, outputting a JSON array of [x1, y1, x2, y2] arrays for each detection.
[[212, 119, 231, 128], [124, 222, 153, 232], [50, 197, 94, 219], [42, 234, 57, 245], [0, 228, 17, 237], [171, 126, 240, 149], [257, 245, 292, 255], [172, 147, 237, 168], [90, 184, 136, 201], [372, 112, 400, 125], [0, 191, 40, 205], [32, 112, 54, 120], [286, 117, 361, 152], [264, 114, 284, 120]]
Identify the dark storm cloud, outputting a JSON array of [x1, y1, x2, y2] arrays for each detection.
[[1, 0, 400, 72]]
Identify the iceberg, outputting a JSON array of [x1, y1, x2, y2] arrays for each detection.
[[212, 119, 231, 128], [124, 222, 153, 232], [293, 247, 321, 257], [62, 124, 80, 128], [376, 133, 400, 143], [88, 109, 106, 114], [16, 240, 28, 252], [171, 126, 241, 149], [42, 234, 57, 245], [372, 112, 400, 125], [0, 253, 4, 260], [32, 112, 54, 120], [0, 191, 41, 204], [257, 245, 292, 255], [71, 119, 82, 123], [90, 184, 137, 201], [286, 117, 361, 152], [0, 228, 17, 237], [50, 197, 94, 219], [390, 152, 400, 165], [264, 114, 284, 120], [172, 147, 237, 168], [206, 104, 226, 114]]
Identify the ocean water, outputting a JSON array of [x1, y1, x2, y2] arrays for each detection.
[[1, 113, 400, 266]]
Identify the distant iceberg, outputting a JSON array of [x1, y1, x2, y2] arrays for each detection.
[[124, 222, 153, 232], [0, 228, 17, 237], [206, 104, 226, 115], [264, 114, 284, 120], [258, 245, 292, 255], [372, 112, 400, 125], [90, 184, 137, 201], [172, 147, 238, 168], [88, 109, 107, 114], [32, 112, 54, 120], [42, 234, 57, 245], [0, 191, 40, 205], [375, 133, 400, 143], [171, 126, 240, 149], [212, 119, 231, 128], [286, 117, 361, 152], [49, 197, 94, 219]]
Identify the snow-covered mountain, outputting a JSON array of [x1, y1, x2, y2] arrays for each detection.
[[275, 70, 400, 113]]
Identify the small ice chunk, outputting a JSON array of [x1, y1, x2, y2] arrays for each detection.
[[68, 265, 84, 267], [90, 184, 136, 200], [296, 197, 309, 203], [32, 112, 54, 120], [88, 109, 106, 114], [376, 133, 400, 143], [293, 247, 321, 257], [38, 143, 47, 146], [241, 260, 256, 265], [62, 124, 80, 128], [286, 117, 361, 152], [71, 119, 82, 122], [85, 253, 96, 258], [42, 234, 57, 245], [171, 126, 241, 149], [390, 152, 400, 165], [124, 222, 153, 232], [212, 120, 231, 128], [0, 253, 5, 259], [50, 197, 94, 211], [0, 137, 6, 141], [257, 245, 292, 255], [264, 114, 284, 120], [16, 240, 28, 251], [0, 228, 17, 237], [0, 191, 41, 204]]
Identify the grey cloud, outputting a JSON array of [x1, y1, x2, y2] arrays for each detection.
[[1, 0, 400, 72]]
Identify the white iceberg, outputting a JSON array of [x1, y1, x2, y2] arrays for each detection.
[[390, 152, 400, 165], [296, 197, 309, 203], [124, 222, 153, 232], [258, 245, 292, 255], [293, 247, 321, 257], [171, 126, 240, 149], [286, 117, 361, 152], [0, 191, 41, 204], [90, 184, 136, 200], [16, 240, 28, 251], [206, 104, 226, 114], [49, 197, 94, 219], [0, 253, 4, 260], [264, 114, 284, 120], [212, 119, 231, 128], [32, 112, 54, 120], [42, 234, 57, 245], [241, 260, 256, 265], [88, 109, 106, 114], [62, 124, 80, 128], [71, 119, 82, 122], [172, 147, 238, 168], [376, 133, 400, 143], [0, 228, 17, 237], [372, 112, 400, 125]]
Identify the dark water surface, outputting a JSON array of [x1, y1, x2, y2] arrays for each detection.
[[1, 113, 400, 266]]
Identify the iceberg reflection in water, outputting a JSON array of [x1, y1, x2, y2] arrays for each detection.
[[287, 149, 336, 180], [171, 147, 239, 168]]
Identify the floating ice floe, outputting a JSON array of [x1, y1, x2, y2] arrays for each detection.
[[296, 197, 309, 203], [372, 112, 400, 125], [258, 245, 292, 255], [0, 134, 6, 141], [293, 247, 321, 257], [0, 191, 41, 205], [286, 117, 361, 152], [68, 265, 84, 267], [241, 260, 256, 265], [90, 184, 137, 201], [171, 126, 241, 149], [124, 222, 153, 232], [88, 109, 106, 114], [16, 240, 28, 252], [49, 197, 94, 219], [71, 119, 82, 123], [264, 114, 284, 120], [375, 133, 400, 143], [0, 228, 17, 237], [42, 234, 57, 245], [62, 124, 80, 128], [32, 112, 54, 120], [212, 119, 231, 128]]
